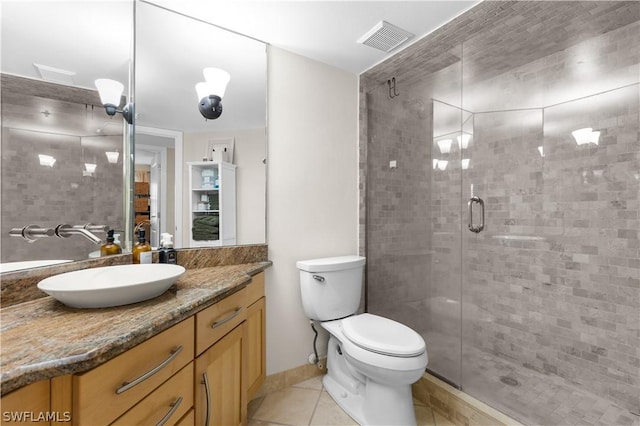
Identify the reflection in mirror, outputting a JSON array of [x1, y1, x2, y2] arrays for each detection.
[[1, 1, 133, 269], [135, 1, 267, 249]]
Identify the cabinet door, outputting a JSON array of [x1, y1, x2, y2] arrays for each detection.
[[195, 324, 246, 426], [245, 296, 266, 400], [1, 380, 51, 425]]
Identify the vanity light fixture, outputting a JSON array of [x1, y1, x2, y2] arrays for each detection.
[[94, 79, 133, 124], [437, 160, 448, 171], [105, 150, 119, 164], [38, 154, 56, 167], [571, 127, 600, 146], [196, 67, 230, 120], [437, 139, 453, 154], [537, 146, 545, 157], [432, 158, 439, 169], [461, 158, 470, 170]]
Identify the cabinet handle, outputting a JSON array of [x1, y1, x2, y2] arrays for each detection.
[[156, 396, 183, 426], [116, 346, 184, 394], [211, 307, 243, 329], [201, 372, 211, 426]]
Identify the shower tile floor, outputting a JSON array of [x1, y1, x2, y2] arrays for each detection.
[[425, 330, 640, 426]]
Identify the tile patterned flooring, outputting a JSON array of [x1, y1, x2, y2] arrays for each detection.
[[248, 376, 448, 426]]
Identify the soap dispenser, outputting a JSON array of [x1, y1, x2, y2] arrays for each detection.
[[132, 228, 152, 264], [100, 229, 122, 256], [159, 233, 177, 264]]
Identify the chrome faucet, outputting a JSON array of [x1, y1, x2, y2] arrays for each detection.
[[55, 224, 105, 244], [9, 224, 55, 243]]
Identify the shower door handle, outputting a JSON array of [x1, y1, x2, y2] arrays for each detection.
[[468, 196, 485, 233]]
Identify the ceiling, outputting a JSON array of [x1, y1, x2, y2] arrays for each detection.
[[1, 0, 479, 133], [148, 0, 479, 74]]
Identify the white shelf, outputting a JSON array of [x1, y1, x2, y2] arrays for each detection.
[[187, 161, 236, 248]]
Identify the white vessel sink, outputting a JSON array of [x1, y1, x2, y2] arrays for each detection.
[[37, 264, 186, 308]]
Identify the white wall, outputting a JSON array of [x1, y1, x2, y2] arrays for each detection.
[[266, 46, 359, 375]]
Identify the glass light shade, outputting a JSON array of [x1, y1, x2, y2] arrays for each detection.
[[202, 68, 230, 98], [461, 158, 470, 170], [195, 82, 212, 101], [38, 154, 56, 167], [457, 134, 472, 149], [432, 158, 439, 169], [437, 139, 452, 154], [537, 146, 545, 157], [437, 160, 448, 171], [105, 151, 119, 164], [84, 163, 97, 173], [95, 79, 124, 106], [572, 127, 600, 146]]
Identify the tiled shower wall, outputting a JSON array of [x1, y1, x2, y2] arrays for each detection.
[[361, 0, 639, 416]]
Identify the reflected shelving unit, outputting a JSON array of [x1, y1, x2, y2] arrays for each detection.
[[188, 161, 236, 247]]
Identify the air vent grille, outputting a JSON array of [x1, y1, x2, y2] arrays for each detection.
[[358, 21, 414, 53]]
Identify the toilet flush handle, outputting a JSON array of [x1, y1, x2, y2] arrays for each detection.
[[312, 275, 325, 283]]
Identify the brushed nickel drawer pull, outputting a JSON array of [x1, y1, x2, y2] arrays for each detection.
[[202, 372, 211, 426], [116, 346, 184, 394], [211, 307, 243, 329], [156, 396, 183, 426]]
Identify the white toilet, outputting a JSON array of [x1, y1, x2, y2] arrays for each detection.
[[297, 255, 428, 426]]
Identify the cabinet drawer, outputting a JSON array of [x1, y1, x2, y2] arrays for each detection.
[[196, 287, 247, 355], [246, 272, 265, 306], [111, 362, 193, 426], [175, 409, 195, 426], [73, 317, 194, 426]]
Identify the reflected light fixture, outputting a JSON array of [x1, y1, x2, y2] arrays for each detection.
[[94, 79, 133, 124], [196, 67, 230, 120], [461, 158, 470, 170], [105, 150, 119, 164], [437, 160, 448, 171], [571, 127, 600, 146], [457, 134, 471, 150], [84, 163, 97, 173], [432, 158, 439, 169], [38, 154, 56, 167], [537, 146, 545, 157], [437, 139, 452, 154]]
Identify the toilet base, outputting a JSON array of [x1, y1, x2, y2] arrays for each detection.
[[323, 374, 417, 426]]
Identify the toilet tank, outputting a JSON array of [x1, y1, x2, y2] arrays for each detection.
[[296, 255, 366, 321]]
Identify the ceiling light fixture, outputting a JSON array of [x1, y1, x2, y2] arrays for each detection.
[[105, 150, 119, 164], [571, 127, 600, 146], [38, 154, 56, 167], [94, 79, 133, 124], [437, 139, 452, 154], [457, 134, 471, 150], [196, 68, 230, 120]]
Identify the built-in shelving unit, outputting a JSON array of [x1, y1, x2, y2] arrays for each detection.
[[188, 161, 236, 247]]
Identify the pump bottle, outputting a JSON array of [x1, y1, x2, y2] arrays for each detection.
[[132, 228, 152, 264], [159, 233, 178, 264], [100, 229, 122, 256]]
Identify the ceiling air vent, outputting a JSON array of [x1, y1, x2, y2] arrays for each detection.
[[357, 21, 414, 53]]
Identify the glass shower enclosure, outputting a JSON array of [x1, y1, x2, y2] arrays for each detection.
[[362, 2, 639, 425]]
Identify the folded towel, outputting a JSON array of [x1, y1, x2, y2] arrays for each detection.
[[193, 230, 219, 241], [193, 215, 219, 226]]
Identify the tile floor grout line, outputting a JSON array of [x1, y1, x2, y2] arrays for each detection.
[[307, 385, 325, 426]]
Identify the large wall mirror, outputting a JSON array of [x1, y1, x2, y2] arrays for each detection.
[[134, 1, 267, 250], [0, 0, 267, 272]]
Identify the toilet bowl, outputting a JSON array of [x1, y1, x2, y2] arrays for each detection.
[[297, 256, 428, 425]]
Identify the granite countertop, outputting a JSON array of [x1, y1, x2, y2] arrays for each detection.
[[0, 261, 271, 395]]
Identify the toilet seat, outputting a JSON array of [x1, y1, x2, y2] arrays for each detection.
[[341, 313, 425, 357]]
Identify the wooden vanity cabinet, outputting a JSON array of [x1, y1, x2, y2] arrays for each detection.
[[245, 273, 266, 399], [73, 317, 194, 425], [194, 272, 266, 426], [0, 380, 51, 425], [3, 271, 267, 426]]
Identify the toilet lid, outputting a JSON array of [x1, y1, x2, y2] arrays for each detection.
[[341, 314, 425, 357]]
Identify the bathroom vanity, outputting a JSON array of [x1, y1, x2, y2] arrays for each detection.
[[0, 257, 268, 426]]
